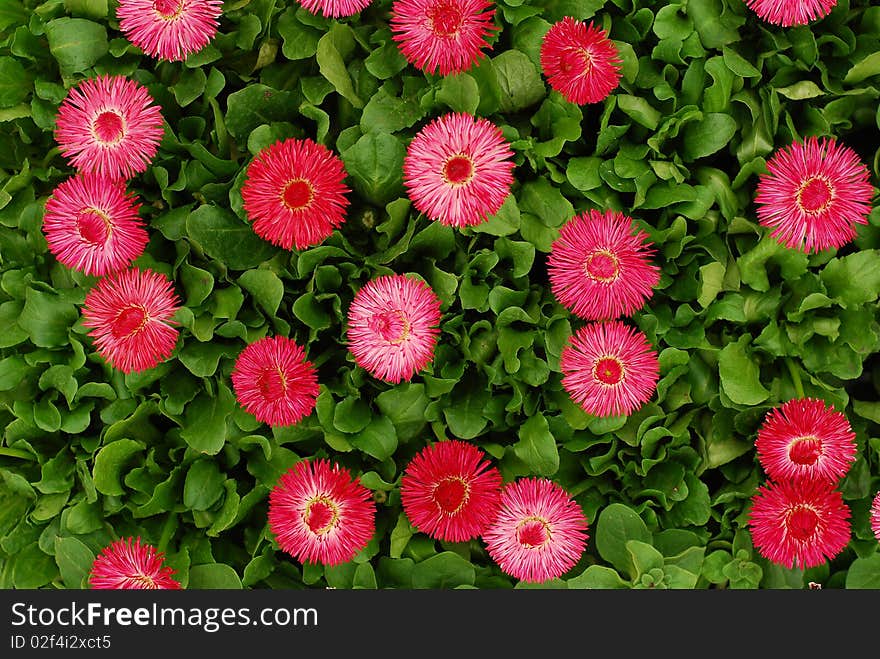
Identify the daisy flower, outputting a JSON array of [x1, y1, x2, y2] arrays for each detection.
[[231, 335, 319, 428], [560, 320, 659, 418], [754, 136, 874, 253], [346, 274, 442, 384], [401, 440, 503, 542], [744, 0, 837, 26], [241, 138, 350, 250], [548, 209, 659, 320], [482, 478, 588, 583], [116, 0, 224, 62], [42, 173, 148, 276], [390, 0, 498, 76], [748, 478, 851, 570], [89, 537, 180, 590], [755, 398, 857, 485], [268, 459, 375, 566], [55, 75, 165, 180], [871, 491, 880, 542], [298, 0, 372, 18], [81, 267, 181, 374], [540, 17, 622, 105], [403, 112, 514, 228]]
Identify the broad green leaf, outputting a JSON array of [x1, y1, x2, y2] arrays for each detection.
[[493, 49, 545, 113], [45, 18, 108, 76], [0, 57, 29, 108], [184, 460, 226, 511], [351, 415, 398, 461], [567, 565, 630, 589], [411, 552, 475, 589], [93, 438, 145, 496], [186, 205, 278, 270], [718, 336, 770, 405], [595, 503, 651, 578], [341, 132, 405, 206], [188, 563, 242, 589], [512, 413, 559, 476], [180, 383, 236, 455], [54, 536, 95, 589]]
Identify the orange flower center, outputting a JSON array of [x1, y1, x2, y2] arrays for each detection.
[[76, 208, 111, 245], [370, 309, 411, 345], [257, 366, 288, 402], [797, 177, 833, 214], [153, 0, 185, 19], [584, 250, 620, 283], [593, 356, 624, 386], [442, 154, 475, 185], [111, 305, 148, 339], [281, 179, 314, 211], [433, 476, 470, 514], [786, 505, 820, 542], [93, 111, 126, 145], [788, 436, 823, 466], [304, 497, 339, 536], [427, 0, 464, 37], [516, 516, 552, 549]]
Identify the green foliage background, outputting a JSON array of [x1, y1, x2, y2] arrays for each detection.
[[1, 0, 879, 590]]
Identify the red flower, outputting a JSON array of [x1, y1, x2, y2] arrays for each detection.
[[403, 112, 515, 228], [871, 491, 880, 543], [401, 440, 502, 542], [560, 320, 660, 418], [744, 0, 837, 27], [390, 0, 497, 76], [755, 398, 857, 485], [748, 479, 851, 570], [231, 336, 319, 427], [755, 136, 873, 253], [54, 75, 164, 180], [268, 459, 375, 566], [90, 537, 180, 590], [81, 267, 181, 374], [482, 478, 588, 583], [42, 173, 148, 276], [298, 0, 372, 18], [540, 17, 622, 105], [548, 209, 659, 320], [241, 138, 350, 250], [346, 274, 442, 384], [116, 0, 223, 62]]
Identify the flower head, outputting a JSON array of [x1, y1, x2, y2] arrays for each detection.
[[89, 537, 180, 589], [754, 136, 873, 253], [482, 478, 588, 583], [55, 75, 164, 180], [401, 440, 503, 542], [548, 209, 659, 320], [540, 17, 622, 105], [871, 491, 880, 542], [82, 267, 180, 374], [116, 0, 224, 62], [268, 459, 375, 566], [346, 274, 441, 384], [241, 138, 350, 250], [748, 479, 851, 570], [231, 335, 319, 427], [560, 320, 659, 418], [744, 0, 837, 26], [755, 398, 857, 485], [403, 112, 514, 228], [298, 0, 372, 18], [390, 0, 497, 76], [42, 173, 148, 276]]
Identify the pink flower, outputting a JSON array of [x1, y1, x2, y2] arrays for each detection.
[[390, 0, 497, 76], [297, 0, 372, 18], [755, 398, 857, 485], [482, 478, 588, 583], [871, 491, 880, 543], [241, 138, 350, 250], [540, 18, 622, 105], [548, 209, 659, 320], [268, 459, 375, 566], [754, 136, 873, 253], [55, 75, 164, 181], [116, 0, 224, 62], [744, 0, 837, 26], [401, 440, 503, 542], [403, 112, 514, 228], [90, 537, 180, 589], [231, 336, 319, 427], [82, 267, 180, 374], [346, 274, 442, 384], [748, 478, 851, 570], [560, 320, 660, 418], [42, 173, 148, 276]]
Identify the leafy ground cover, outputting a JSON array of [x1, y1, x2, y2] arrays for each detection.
[[1, 0, 879, 590]]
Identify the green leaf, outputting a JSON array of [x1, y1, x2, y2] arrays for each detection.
[[375, 384, 429, 441], [0, 57, 29, 108], [512, 413, 559, 476], [845, 555, 880, 589], [238, 269, 284, 317], [567, 565, 630, 589], [718, 336, 769, 405], [721, 47, 760, 78], [626, 540, 665, 577], [13, 543, 57, 589], [360, 86, 423, 134], [45, 18, 108, 77], [821, 251, 880, 309], [341, 131, 405, 206], [225, 84, 298, 140], [617, 95, 661, 130], [178, 341, 235, 378], [351, 415, 398, 461], [682, 112, 737, 160], [316, 26, 363, 109], [844, 52, 880, 85], [333, 397, 372, 434], [188, 563, 242, 589], [93, 438, 145, 496], [493, 49, 545, 113], [277, 9, 321, 60], [18, 288, 78, 348], [595, 503, 651, 578], [775, 81, 824, 100], [184, 460, 226, 511], [54, 536, 95, 589], [411, 552, 475, 589], [186, 205, 278, 270], [180, 383, 236, 455], [437, 73, 480, 114]]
